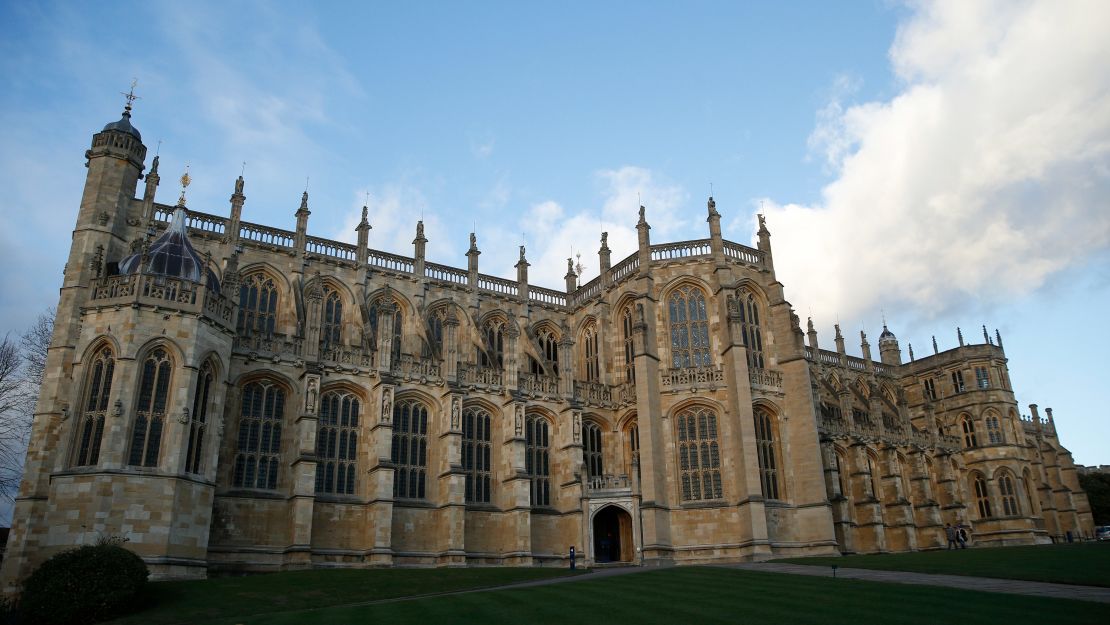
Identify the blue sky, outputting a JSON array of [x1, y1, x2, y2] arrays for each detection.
[[0, 1, 1107, 465]]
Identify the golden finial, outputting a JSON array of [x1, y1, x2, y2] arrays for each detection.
[[178, 165, 191, 206]]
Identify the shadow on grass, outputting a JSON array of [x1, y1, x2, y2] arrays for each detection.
[[774, 542, 1110, 587]]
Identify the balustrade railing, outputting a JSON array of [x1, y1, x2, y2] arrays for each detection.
[[153, 207, 227, 235], [617, 382, 637, 404], [392, 354, 441, 378], [573, 380, 612, 405], [722, 241, 763, 266], [586, 474, 631, 492], [306, 236, 357, 261], [91, 274, 235, 326], [530, 286, 567, 307], [749, 367, 783, 390], [660, 364, 725, 389], [368, 250, 414, 274], [232, 332, 304, 357], [459, 363, 503, 387], [609, 253, 639, 284], [240, 221, 295, 248], [425, 262, 468, 285], [571, 276, 602, 306], [650, 238, 712, 261], [478, 273, 517, 296], [818, 413, 963, 451], [518, 372, 560, 396], [321, 345, 375, 367]]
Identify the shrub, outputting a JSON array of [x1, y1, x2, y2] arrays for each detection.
[[18, 541, 149, 625]]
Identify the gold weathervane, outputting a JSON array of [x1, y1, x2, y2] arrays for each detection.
[[178, 165, 191, 206]]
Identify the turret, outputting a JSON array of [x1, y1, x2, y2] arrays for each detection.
[[80, 94, 148, 233], [757, 213, 774, 272], [294, 191, 310, 253], [878, 324, 902, 366]]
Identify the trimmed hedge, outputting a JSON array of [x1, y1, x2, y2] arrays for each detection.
[[18, 542, 148, 624]]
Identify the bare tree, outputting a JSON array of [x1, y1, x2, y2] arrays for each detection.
[[0, 308, 55, 501]]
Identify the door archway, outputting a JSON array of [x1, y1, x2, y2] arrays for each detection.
[[592, 505, 634, 563]]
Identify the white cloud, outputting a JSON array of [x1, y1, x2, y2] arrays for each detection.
[[332, 184, 456, 266], [754, 0, 1110, 333]]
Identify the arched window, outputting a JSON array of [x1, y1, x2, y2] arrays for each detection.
[[985, 414, 1003, 444], [525, 414, 551, 506], [625, 422, 639, 478], [315, 391, 359, 495], [897, 454, 913, 503], [738, 291, 764, 369], [233, 381, 285, 489], [238, 272, 278, 336], [369, 299, 402, 363], [462, 406, 491, 503], [973, 474, 992, 518], [128, 347, 172, 467], [999, 472, 1019, 516], [583, 324, 600, 382], [866, 453, 882, 501], [392, 399, 428, 499], [668, 286, 710, 369], [754, 407, 780, 500], [835, 451, 849, 499], [534, 326, 559, 375], [320, 288, 343, 352], [961, 416, 978, 448], [676, 406, 722, 501], [480, 318, 505, 369], [583, 421, 603, 479], [621, 307, 635, 383], [73, 345, 115, 466], [185, 360, 214, 474], [424, 308, 445, 359]]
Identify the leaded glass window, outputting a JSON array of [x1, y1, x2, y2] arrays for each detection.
[[668, 286, 710, 369], [754, 407, 780, 500], [315, 391, 359, 495], [73, 345, 114, 466], [999, 473, 1019, 516], [583, 421, 603, 479], [128, 348, 172, 467], [480, 319, 505, 369], [739, 291, 764, 369], [237, 272, 278, 336], [973, 474, 992, 518], [233, 381, 285, 489], [986, 414, 1003, 444], [392, 399, 428, 499], [525, 414, 551, 506], [676, 406, 722, 501], [583, 324, 600, 382], [185, 361, 214, 474], [462, 407, 492, 503], [621, 307, 635, 383], [961, 416, 978, 448], [320, 288, 342, 352]]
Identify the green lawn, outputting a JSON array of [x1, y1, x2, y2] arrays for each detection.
[[105, 567, 583, 625], [775, 542, 1110, 587], [208, 567, 1104, 625]]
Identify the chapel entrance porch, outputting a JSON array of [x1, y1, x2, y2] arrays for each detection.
[[592, 505, 634, 563]]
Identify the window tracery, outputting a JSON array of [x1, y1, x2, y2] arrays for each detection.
[[128, 347, 172, 467], [233, 381, 284, 489], [676, 406, 722, 501], [668, 286, 711, 369], [961, 416, 978, 448], [73, 345, 115, 466], [621, 306, 635, 383], [582, 323, 600, 382], [480, 317, 505, 369], [237, 272, 278, 336], [738, 290, 764, 369], [754, 406, 780, 500], [999, 472, 1019, 516], [315, 391, 359, 495], [185, 360, 214, 474], [973, 473, 992, 518], [462, 406, 492, 503], [985, 413, 1003, 444], [320, 288, 343, 352], [392, 399, 428, 499], [525, 414, 551, 506], [583, 421, 603, 479]]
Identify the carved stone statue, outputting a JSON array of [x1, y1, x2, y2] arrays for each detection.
[[515, 404, 524, 437], [381, 388, 393, 423], [305, 377, 318, 413], [451, 398, 461, 430], [234, 174, 244, 195]]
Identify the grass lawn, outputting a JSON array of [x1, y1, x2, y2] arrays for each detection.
[[104, 567, 583, 625], [205, 567, 1104, 625], [774, 542, 1110, 587]]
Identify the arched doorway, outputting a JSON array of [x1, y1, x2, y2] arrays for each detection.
[[592, 505, 634, 563]]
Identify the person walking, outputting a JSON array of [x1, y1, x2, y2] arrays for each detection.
[[945, 523, 958, 550], [957, 525, 969, 549]]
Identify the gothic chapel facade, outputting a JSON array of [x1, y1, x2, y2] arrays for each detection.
[[1, 105, 1094, 585]]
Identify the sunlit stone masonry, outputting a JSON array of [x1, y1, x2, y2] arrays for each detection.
[[0, 103, 1094, 586]]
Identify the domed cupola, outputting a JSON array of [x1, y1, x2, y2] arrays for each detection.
[[101, 108, 141, 141], [878, 323, 902, 366], [879, 324, 897, 345], [118, 169, 219, 292]]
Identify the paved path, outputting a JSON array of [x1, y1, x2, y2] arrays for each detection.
[[724, 562, 1110, 604]]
